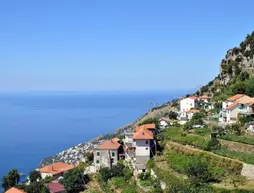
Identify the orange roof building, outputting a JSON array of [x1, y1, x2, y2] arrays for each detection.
[[227, 94, 245, 101], [5, 187, 27, 193], [112, 137, 120, 143], [95, 140, 121, 150], [94, 139, 122, 171], [133, 124, 155, 140], [39, 162, 74, 177]]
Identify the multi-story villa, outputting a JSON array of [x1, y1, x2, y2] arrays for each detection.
[[219, 94, 254, 123], [124, 124, 156, 173], [93, 138, 121, 172]]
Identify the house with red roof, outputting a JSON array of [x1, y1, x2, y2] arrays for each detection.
[[38, 162, 74, 180], [180, 96, 199, 112], [124, 123, 157, 172], [45, 182, 65, 193], [5, 187, 27, 193], [198, 95, 213, 110], [179, 96, 199, 124], [93, 139, 121, 171], [219, 94, 254, 123]]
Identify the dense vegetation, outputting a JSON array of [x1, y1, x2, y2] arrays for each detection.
[[60, 166, 89, 193]]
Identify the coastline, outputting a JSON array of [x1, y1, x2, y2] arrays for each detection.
[[38, 99, 178, 168]]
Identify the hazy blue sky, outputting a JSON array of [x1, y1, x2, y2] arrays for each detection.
[[1, 0, 254, 91]]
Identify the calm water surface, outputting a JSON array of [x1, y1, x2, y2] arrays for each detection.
[[0, 91, 183, 181]]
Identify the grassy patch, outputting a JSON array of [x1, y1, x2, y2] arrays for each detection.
[[220, 134, 254, 146], [214, 147, 254, 165], [194, 127, 212, 137], [162, 127, 211, 150], [165, 141, 243, 175]]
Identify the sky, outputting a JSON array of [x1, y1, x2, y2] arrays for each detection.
[[0, 0, 254, 92]]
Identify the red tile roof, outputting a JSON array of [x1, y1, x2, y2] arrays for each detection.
[[188, 96, 198, 100], [112, 137, 120, 143], [199, 95, 210, 99], [133, 129, 154, 140], [46, 182, 65, 193], [39, 162, 74, 175], [132, 124, 156, 140], [226, 101, 238, 110], [95, 140, 120, 150], [5, 187, 27, 193], [136, 124, 156, 132], [227, 94, 245, 101]]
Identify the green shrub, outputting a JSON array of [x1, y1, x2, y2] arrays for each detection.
[[110, 177, 127, 189]]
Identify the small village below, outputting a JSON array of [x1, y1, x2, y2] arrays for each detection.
[[2, 32, 254, 193]]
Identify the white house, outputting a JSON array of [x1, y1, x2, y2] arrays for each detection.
[[180, 96, 199, 112], [124, 124, 156, 173], [199, 95, 213, 110], [159, 118, 172, 129], [93, 138, 121, 171], [219, 94, 254, 123], [179, 109, 200, 125]]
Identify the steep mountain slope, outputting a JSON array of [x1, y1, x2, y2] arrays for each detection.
[[199, 31, 254, 99]]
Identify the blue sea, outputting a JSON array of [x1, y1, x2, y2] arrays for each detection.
[[0, 91, 183, 182]]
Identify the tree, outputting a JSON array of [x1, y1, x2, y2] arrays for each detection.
[[168, 111, 178, 120], [185, 159, 212, 185], [84, 152, 94, 164], [1, 169, 20, 191], [230, 81, 246, 95], [29, 170, 42, 183], [246, 78, 254, 97], [139, 118, 159, 128], [1, 176, 9, 191], [61, 167, 89, 193], [26, 182, 43, 193]]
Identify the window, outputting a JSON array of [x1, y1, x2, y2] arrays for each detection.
[[146, 140, 148, 144], [146, 148, 148, 150], [96, 160, 99, 164], [111, 158, 114, 164], [112, 152, 115, 157], [97, 152, 100, 156]]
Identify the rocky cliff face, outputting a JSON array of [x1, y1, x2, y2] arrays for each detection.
[[199, 31, 254, 95]]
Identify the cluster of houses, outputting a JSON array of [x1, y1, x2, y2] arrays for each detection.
[[219, 94, 254, 124], [178, 95, 213, 125], [5, 162, 75, 193], [6, 94, 254, 193], [178, 93, 254, 127], [93, 123, 157, 173]]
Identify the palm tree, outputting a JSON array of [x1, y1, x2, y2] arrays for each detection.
[[8, 169, 20, 187], [29, 170, 42, 183], [1, 176, 9, 191]]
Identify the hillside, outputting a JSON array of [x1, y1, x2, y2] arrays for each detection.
[[198, 31, 254, 100], [35, 31, 254, 193], [39, 31, 254, 167]]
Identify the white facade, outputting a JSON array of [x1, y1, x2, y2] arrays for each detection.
[[94, 149, 118, 171], [40, 172, 52, 179], [159, 120, 169, 129], [180, 97, 197, 112], [135, 140, 151, 156]]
